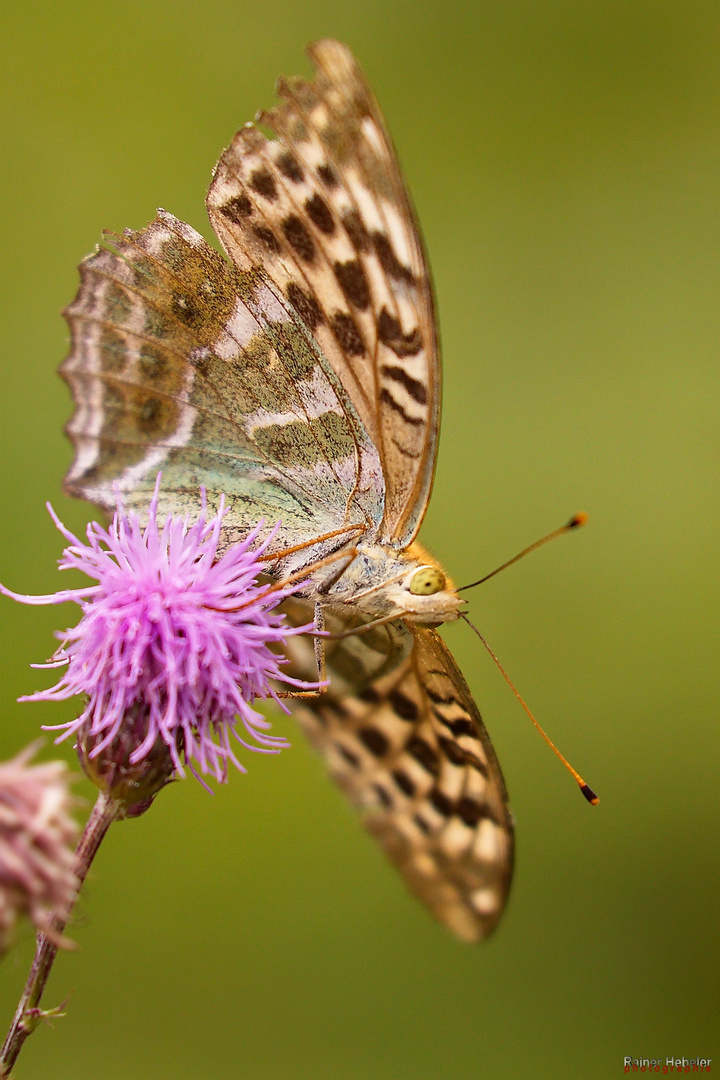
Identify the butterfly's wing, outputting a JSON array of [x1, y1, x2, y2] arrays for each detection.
[[207, 39, 439, 548], [281, 601, 514, 941], [61, 210, 384, 561]]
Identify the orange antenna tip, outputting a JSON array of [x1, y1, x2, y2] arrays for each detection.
[[580, 782, 599, 805], [567, 512, 588, 528]]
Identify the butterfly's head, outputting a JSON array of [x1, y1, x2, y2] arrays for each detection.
[[387, 545, 464, 626], [341, 542, 463, 624]]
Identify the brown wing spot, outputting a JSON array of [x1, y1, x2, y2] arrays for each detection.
[[282, 214, 316, 262], [220, 194, 253, 223], [426, 687, 458, 706], [352, 89, 373, 117], [337, 744, 361, 768], [249, 167, 278, 201], [138, 346, 167, 380], [171, 294, 203, 328], [382, 363, 426, 403], [252, 224, 281, 254], [102, 383, 178, 443], [430, 788, 454, 817], [330, 311, 366, 356], [329, 698, 350, 721], [437, 736, 467, 767], [378, 310, 423, 358], [305, 193, 335, 234], [457, 797, 487, 828], [391, 436, 423, 459], [334, 259, 370, 311], [407, 736, 440, 777], [286, 282, 324, 330], [463, 750, 489, 777], [98, 328, 129, 373], [388, 689, 419, 721], [138, 396, 172, 435], [392, 769, 416, 796], [342, 209, 371, 252], [358, 726, 389, 757], [379, 388, 424, 426], [317, 162, 339, 187], [373, 783, 393, 808], [413, 814, 431, 835], [192, 353, 212, 379], [358, 685, 381, 703], [138, 397, 159, 428], [277, 151, 304, 182], [372, 231, 414, 284], [433, 711, 478, 739]]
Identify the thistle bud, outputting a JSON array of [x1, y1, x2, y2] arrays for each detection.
[[0, 744, 79, 954], [76, 703, 177, 818]]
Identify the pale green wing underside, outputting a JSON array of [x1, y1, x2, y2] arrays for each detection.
[[61, 210, 384, 560]]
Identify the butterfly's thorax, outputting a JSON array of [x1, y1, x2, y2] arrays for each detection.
[[318, 540, 463, 625]]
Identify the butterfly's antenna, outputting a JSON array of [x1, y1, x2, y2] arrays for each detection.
[[220, 546, 360, 613], [218, 524, 368, 613], [255, 523, 366, 563], [457, 513, 587, 592], [321, 610, 406, 640], [461, 612, 598, 805]]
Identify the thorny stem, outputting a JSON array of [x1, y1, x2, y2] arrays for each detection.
[[0, 792, 121, 1077]]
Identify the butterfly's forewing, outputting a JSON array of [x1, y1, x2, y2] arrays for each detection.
[[281, 600, 514, 941], [207, 39, 440, 548], [61, 210, 383, 558]]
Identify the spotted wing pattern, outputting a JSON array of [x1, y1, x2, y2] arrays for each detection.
[[207, 39, 440, 548], [282, 602, 514, 942], [61, 210, 383, 563]]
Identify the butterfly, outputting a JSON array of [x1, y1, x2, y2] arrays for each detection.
[[60, 40, 514, 941]]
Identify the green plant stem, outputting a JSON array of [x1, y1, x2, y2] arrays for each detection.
[[0, 792, 121, 1078]]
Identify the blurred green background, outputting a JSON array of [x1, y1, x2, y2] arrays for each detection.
[[1, 3, 718, 1078]]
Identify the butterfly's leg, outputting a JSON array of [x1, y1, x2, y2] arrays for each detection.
[[313, 602, 327, 683], [276, 602, 327, 699], [315, 548, 358, 595]]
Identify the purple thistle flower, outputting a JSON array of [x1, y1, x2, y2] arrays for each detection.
[[1, 481, 319, 799], [0, 742, 80, 954]]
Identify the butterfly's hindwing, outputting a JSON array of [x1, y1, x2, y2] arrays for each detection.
[[207, 39, 440, 548], [61, 210, 384, 560], [282, 602, 514, 942]]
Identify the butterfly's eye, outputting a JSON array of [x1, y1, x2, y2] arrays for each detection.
[[408, 566, 446, 596]]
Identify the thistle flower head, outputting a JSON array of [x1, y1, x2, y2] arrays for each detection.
[[0, 742, 79, 954], [1, 480, 318, 807]]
